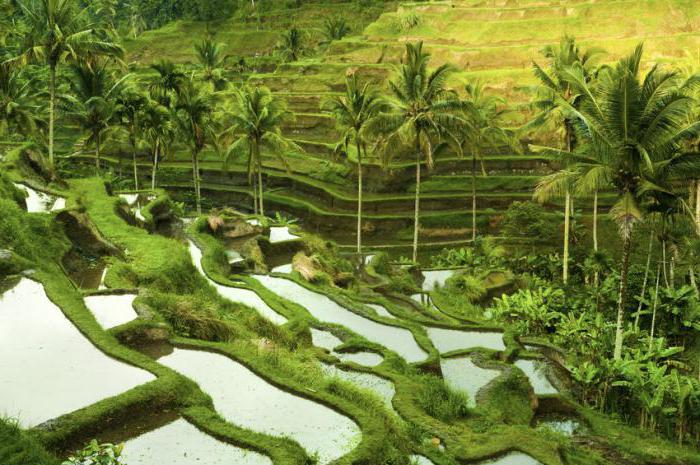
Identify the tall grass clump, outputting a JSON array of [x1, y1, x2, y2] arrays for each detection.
[[416, 375, 469, 422]]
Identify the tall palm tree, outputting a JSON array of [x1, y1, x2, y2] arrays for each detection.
[[323, 73, 383, 255], [370, 41, 466, 263], [175, 79, 217, 215], [149, 59, 185, 107], [545, 44, 700, 359], [65, 57, 129, 171], [141, 99, 175, 190], [223, 85, 299, 218], [530, 36, 601, 283], [460, 81, 519, 241], [11, 0, 123, 166], [115, 85, 147, 189], [0, 64, 40, 137], [195, 36, 227, 91]]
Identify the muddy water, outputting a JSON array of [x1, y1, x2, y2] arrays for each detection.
[[0, 279, 155, 427], [84, 294, 138, 329], [122, 418, 271, 465], [481, 452, 543, 464], [269, 226, 300, 243], [514, 360, 558, 395], [14, 183, 64, 213], [255, 276, 427, 363], [320, 363, 396, 412], [421, 269, 457, 291], [427, 327, 505, 353], [159, 348, 361, 465], [188, 242, 287, 325], [441, 357, 500, 406]]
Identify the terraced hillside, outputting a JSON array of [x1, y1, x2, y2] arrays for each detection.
[[15, 0, 699, 250]]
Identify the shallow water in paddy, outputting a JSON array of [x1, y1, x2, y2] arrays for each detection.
[[514, 359, 558, 395], [14, 183, 64, 213], [480, 452, 543, 464], [271, 263, 293, 273], [255, 275, 427, 363], [410, 455, 435, 465], [122, 418, 272, 465], [367, 303, 395, 319], [84, 294, 138, 329], [427, 327, 505, 352], [269, 226, 300, 243], [421, 269, 457, 291], [310, 329, 383, 366], [320, 363, 396, 412], [189, 242, 287, 325], [159, 348, 361, 465], [0, 279, 155, 427], [440, 357, 500, 406]]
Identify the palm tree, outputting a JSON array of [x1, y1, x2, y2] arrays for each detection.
[[546, 44, 700, 359], [277, 28, 305, 62], [223, 85, 299, 218], [11, 0, 123, 166], [175, 79, 217, 215], [530, 36, 601, 283], [460, 81, 519, 241], [322, 17, 350, 44], [195, 36, 227, 91], [370, 41, 466, 263], [0, 64, 40, 137], [149, 59, 185, 107], [323, 73, 383, 255], [115, 85, 147, 189], [141, 99, 175, 190], [65, 57, 129, 171]]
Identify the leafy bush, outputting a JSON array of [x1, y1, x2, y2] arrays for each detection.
[[501, 201, 556, 241], [487, 287, 564, 335], [445, 273, 486, 303], [62, 440, 125, 465]]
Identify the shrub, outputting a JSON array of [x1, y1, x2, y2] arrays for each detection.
[[416, 375, 469, 422], [501, 201, 556, 241], [487, 287, 564, 336], [445, 273, 486, 303]]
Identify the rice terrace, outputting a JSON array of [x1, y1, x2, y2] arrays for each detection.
[[3, 0, 700, 464]]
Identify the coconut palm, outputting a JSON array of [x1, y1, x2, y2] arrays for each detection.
[[10, 0, 123, 166], [323, 73, 383, 255], [149, 59, 185, 107], [141, 99, 175, 190], [195, 36, 227, 91], [65, 57, 129, 171], [544, 44, 700, 360], [0, 64, 39, 137], [276, 28, 306, 62], [174, 79, 217, 215], [460, 81, 519, 241], [369, 41, 466, 263], [223, 85, 299, 218], [530, 36, 602, 283], [115, 85, 147, 189]]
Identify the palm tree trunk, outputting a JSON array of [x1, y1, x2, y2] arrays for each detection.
[[649, 263, 662, 350], [593, 189, 599, 286], [614, 231, 633, 360], [256, 142, 264, 218], [471, 154, 477, 242], [635, 226, 655, 329], [151, 145, 158, 190], [563, 189, 570, 284], [48, 63, 56, 167], [95, 133, 101, 172], [132, 134, 139, 190], [356, 138, 363, 255], [696, 180, 700, 235], [412, 136, 421, 263], [192, 149, 201, 215]]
